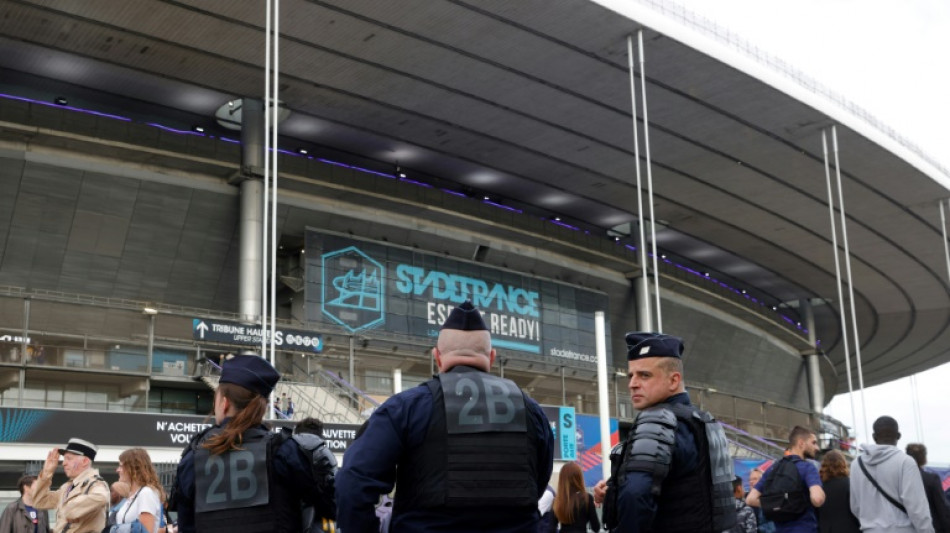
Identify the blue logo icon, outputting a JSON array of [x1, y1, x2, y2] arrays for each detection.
[[321, 246, 386, 332]]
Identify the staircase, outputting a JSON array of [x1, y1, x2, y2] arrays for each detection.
[[198, 359, 378, 425], [721, 421, 784, 460]]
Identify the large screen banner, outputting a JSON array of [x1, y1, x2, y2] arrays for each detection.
[[304, 230, 611, 367]]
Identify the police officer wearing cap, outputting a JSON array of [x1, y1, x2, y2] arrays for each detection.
[[336, 301, 555, 532], [593, 332, 736, 532], [171, 355, 337, 533]]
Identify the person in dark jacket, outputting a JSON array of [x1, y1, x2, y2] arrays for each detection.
[[554, 462, 599, 533], [818, 450, 860, 533], [335, 302, 554, 533], [594, 332, 737, 533], [0, 475, 51, 533], [172, 355, 336, 533], [907, 443, 950, 533]]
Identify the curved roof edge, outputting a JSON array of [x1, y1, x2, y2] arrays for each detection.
[[592, 0, 950, 192]]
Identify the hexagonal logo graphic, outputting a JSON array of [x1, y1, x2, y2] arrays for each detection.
[[321, 246, 386, 333]]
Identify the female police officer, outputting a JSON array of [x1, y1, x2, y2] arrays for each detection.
[[171, 355, 336, 533]]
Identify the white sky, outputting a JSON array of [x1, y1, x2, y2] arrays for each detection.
[[675, 0, 950, 462]]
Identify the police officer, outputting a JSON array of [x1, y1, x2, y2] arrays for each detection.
[[593, 332, 737, 532], [171, 355, 336, 533], [336, 301, 554, 532]]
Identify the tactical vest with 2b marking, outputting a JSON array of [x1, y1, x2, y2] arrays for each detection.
[[393, 366, 539, 512], [192, 426, 297, 533]]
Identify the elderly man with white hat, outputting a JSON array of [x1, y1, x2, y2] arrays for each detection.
[[32, 437, 110, 533]]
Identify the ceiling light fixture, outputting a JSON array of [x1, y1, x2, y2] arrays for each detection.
[[54, 97, 68, 106], [192, 125, 205, 133], [298, 148, 308, 155]]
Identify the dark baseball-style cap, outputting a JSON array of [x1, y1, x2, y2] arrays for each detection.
[[219, 355, 280, 397], [58, 438, 98, 461], [625, 332, 684, 360]]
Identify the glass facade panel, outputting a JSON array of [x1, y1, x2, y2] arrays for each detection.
[[364, 368, 392, 395], [149, 387, 213, 415], [21, 377, 145, 411]]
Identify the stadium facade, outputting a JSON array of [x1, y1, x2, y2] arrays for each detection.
[[1, 0, 948, 492]]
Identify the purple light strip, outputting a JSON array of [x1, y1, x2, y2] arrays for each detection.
[[0, 93, 132, 121], [483, 200, 523, 214], [550, 219, 580, 231], [624, 244, 637, 252], [219, 137, 240, 144], [441, 188, 468, 198], [399, 177, 432, 188], [316, 158, 395, 179], [145, 122, 204, 136]]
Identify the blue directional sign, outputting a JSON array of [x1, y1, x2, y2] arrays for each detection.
[[191, 318, 322, 352]]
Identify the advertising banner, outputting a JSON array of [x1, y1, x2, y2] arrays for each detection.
[[305, 230, 611, 367], [575, 413, 620, 488], [0, 407, 360, 453]]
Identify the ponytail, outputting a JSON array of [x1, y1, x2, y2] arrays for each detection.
[[203, 383, 268, 455]]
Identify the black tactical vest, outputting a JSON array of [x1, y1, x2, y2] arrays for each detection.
[[393, 366, 538, 513], [192, 426, 302, 533], [622, 402, 736, 532]]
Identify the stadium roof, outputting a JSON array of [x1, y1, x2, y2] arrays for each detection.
[[0, 0, 948, 391]]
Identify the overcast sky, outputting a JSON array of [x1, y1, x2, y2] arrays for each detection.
[[673, 0, 950, 462]]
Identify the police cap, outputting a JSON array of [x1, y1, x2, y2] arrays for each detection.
[[440, 301, 489, 331], [625, 332, 684, 360], [219, 355, 280, 397]]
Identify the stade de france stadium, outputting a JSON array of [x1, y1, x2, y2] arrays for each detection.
[[2, 0, 950, 499]]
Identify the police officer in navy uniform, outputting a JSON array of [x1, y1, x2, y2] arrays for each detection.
[[171, 355, 336, 533], [593, 332, 737, 532], [336, 301, 555, 532]]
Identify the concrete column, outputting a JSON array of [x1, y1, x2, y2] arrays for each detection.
[[145, 313, 155, 408], [393, 368, 402, 394], [238, 98, 265, 325], [801, 298, 824, 414], [18, 298, 29, 407]]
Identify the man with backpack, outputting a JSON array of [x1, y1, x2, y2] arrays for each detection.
[[746, 426, 825, 532], [850, 416, 933, 533]]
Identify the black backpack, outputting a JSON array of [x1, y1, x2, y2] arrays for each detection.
[[760, 456, 808, 522]]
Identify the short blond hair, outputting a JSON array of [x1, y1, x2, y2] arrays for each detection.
[[657, 356, 683, 377]]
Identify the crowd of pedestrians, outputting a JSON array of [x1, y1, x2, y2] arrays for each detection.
[[6, 301, 950, 533]]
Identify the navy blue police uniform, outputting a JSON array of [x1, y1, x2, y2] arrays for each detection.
[[172, 356, 336, 533], [335, 302, 555, 533], [603, 333, 736, 533]]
